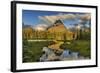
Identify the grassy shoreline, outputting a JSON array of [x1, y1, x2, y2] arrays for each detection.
[[60, 40, 91, 58]]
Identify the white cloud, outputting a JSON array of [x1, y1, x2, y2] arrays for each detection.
[[38, 13, 78, 24], [80, 14, 91, 20], [38, 16, 53, 25], [33, 24, 48, 31], [34, 13, 91, 30]]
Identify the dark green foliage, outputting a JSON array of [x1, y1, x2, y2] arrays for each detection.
[[81, 31, 91, 40], [77, 29, 91, 40], [63, 33, 67, 43]]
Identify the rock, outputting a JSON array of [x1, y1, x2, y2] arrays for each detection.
[[40, 54, 48, 62], [42, 47, 54, 55]]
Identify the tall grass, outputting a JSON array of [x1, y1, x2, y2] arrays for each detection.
[[23, 40, 55, 63]]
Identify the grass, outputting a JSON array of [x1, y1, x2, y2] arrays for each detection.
[[60, 40, 91, 58], [23, 40, 55, 63]]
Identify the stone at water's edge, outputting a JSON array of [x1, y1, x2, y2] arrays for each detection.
[[40, 54, 48, 62], [47, 53, 57, 61]]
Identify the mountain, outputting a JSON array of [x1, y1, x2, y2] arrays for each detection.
[[47, 20, 68, 33], [47, 20, 77, 40]]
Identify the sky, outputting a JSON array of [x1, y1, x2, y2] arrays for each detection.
[[22, 10, 60, 25], [22, 10, 91, 30]]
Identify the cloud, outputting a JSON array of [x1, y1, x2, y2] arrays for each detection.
[[35, 13, 91, 30], [63, 14, 77, 19], [39, 13, 91, 24], [38, 13, 77, 25], [38, 16, 51, 25], [33, 24, 48, 31], [80, 14, 91, 20], [77, 14, 91, 25]]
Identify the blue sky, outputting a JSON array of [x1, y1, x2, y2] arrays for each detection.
[[22, 10, 90, 28], [22, 10, 65, 25]]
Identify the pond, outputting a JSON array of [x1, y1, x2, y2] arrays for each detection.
[[39, 47, 85, 62]]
